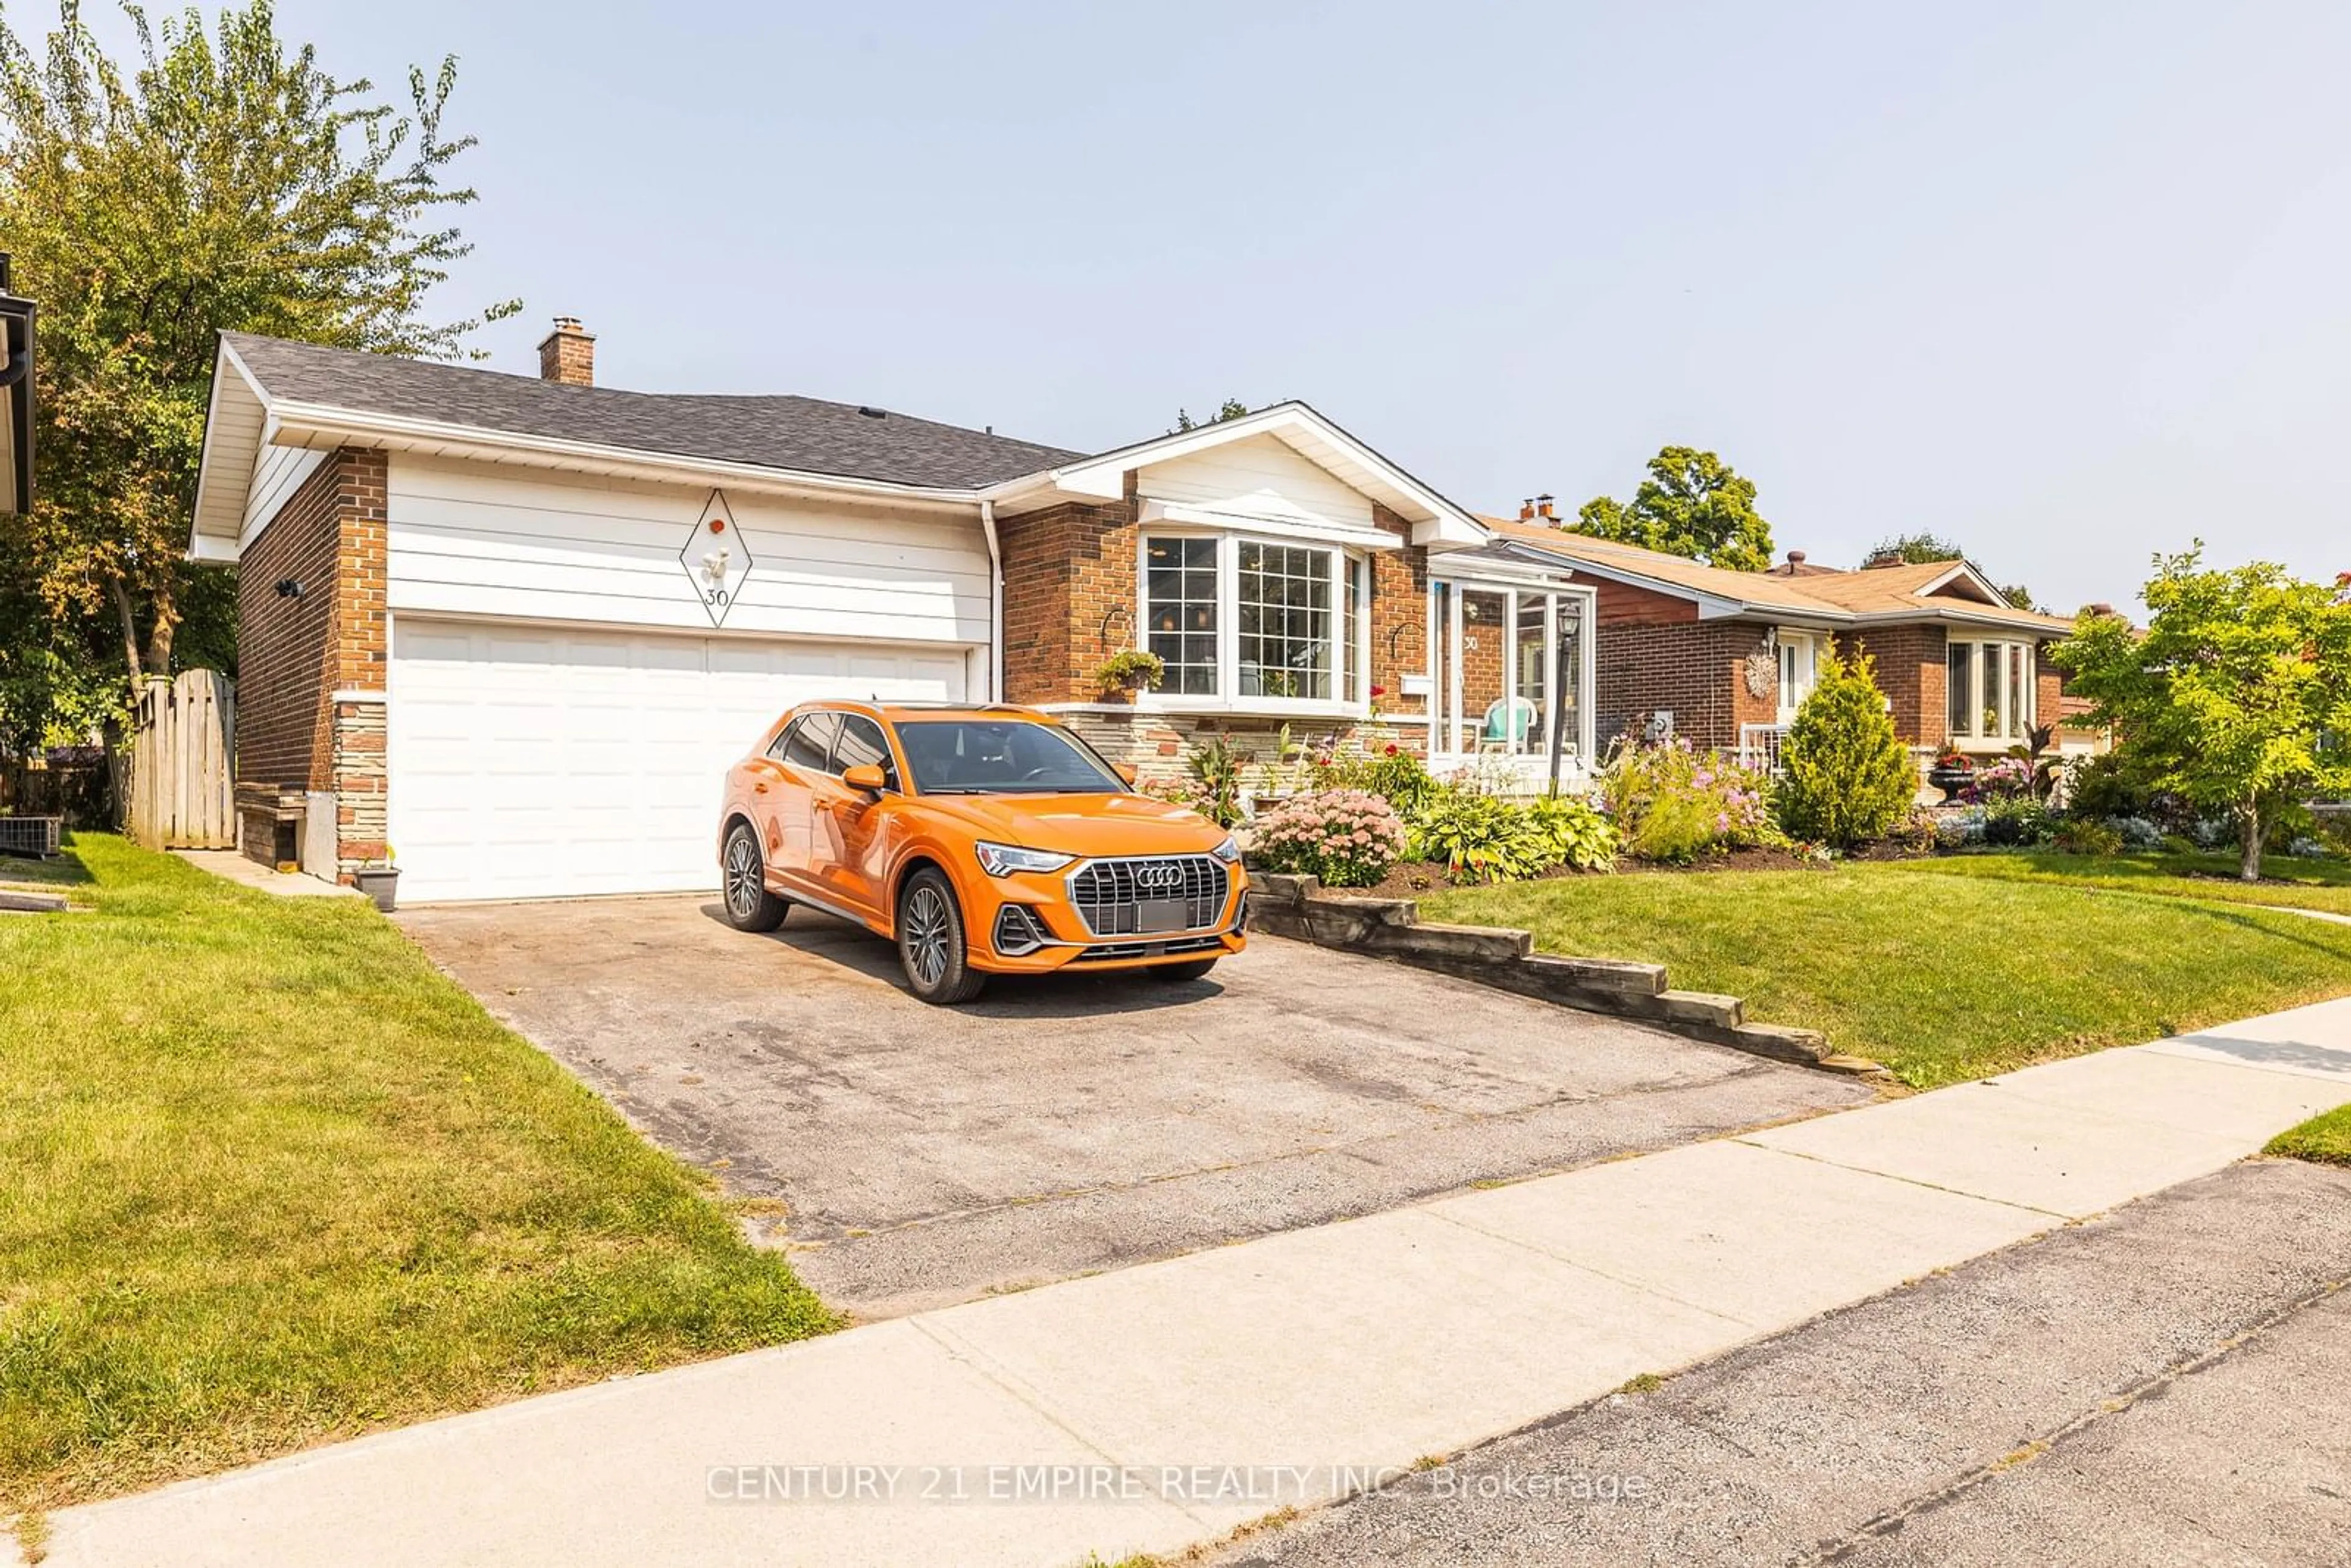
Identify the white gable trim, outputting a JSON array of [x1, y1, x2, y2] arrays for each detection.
[[1135, 498, 1400, 551], [983, 402, 1488, 551]]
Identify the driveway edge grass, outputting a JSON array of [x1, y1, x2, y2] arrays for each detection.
[[2266, 1103, 2351, 1165], [1, 836, 839, 1513]]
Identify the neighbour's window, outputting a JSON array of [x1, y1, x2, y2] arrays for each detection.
[[778, 711, 838, 771], [830, 714, 896, 785], [1944, 639, 2034, 741], [1144, 536, 1219, 695]]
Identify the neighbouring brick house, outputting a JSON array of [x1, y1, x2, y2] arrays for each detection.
[[188, 323, 1566, 901], [1484, 509, 2092, 781]]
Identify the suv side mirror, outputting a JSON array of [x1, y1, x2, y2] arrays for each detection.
[[1112, 763, 1139, 787], [841, 763, 888, 794]]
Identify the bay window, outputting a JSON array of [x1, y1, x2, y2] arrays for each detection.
[[1946, 637, 2036, 742], [1141, 533, 1368, 708]]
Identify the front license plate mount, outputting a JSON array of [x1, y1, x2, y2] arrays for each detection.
[[1136, 898, 1188, 933]]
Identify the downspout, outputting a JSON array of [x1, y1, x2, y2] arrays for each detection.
[[979, 498, 1003, 702]]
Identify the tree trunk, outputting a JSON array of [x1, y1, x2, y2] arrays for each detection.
[[100, 714, 129, 832], [144, 576, 180, 676], [108, 578, 144, 683], [2239, 796, 2263, 882]]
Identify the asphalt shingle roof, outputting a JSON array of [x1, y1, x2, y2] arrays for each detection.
[[222, 333, 1084, 490]]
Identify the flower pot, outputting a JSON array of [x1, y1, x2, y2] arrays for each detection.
[[354, 866, 400, 912], [1926, 765, 1974, 805]]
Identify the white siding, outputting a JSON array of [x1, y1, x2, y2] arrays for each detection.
[[384, 454, 991, 644], [241, 447, 327, 543], [1135, 432, 1378, 529]]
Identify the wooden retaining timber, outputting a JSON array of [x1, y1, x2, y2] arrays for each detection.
[[1249, 873, 1887, 1078]]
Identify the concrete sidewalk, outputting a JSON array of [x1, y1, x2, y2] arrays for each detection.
[[31, 998, 2351, 1568]]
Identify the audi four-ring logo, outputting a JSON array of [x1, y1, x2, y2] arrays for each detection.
[[1134, 864, 1185, 891]]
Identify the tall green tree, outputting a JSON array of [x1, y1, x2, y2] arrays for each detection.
[[1576, 446, 1774, 572], [1864, 531, 2038, 612], [2056, 546, 2351, 881], [0, 0, 515, 708]]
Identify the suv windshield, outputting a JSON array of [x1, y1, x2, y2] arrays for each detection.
[[895, 720, 1126, 795]]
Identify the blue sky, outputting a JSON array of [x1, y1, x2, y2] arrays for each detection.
[[118, 2, 2351, 609]]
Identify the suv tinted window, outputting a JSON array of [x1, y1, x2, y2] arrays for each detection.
[[775, 711, 839, 772], [830, 714, 895, 783]]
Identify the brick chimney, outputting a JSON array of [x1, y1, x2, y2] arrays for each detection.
[[1861, 547, 1905, 569], [1518, 498, 1536, 522], [1536, 493, 1558, 522], [538, 317, 594, 387]]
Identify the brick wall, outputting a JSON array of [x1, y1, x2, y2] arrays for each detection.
[[1840, 624, 1946, 749], [233, 446, 389, 880], [1367, 503, 1427, 724], [999, 489, 1138, 705], [1588, 577, 1779, 751]]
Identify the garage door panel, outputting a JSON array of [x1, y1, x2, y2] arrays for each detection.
[[389, 620, 967, 901]]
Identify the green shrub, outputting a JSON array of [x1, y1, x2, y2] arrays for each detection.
[[1322, 742, 1440, 813], [1596, 738, 1780, 863], [1401, 788, 1616, 882], [1183, 733, 1247, 828], [1775, 646, 1917, 847], [1523, 792, 1618, 873], [2051, 816, 2123, 855], [2063, 751, 2154, 819], [1982, 796, 2055, 846]]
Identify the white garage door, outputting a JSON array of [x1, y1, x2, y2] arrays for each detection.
[[388, 619, 969, 902]]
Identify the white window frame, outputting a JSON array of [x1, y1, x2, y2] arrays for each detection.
[[1134, 530, 1371, 717], [1426, 576, 1598, 768], [1945, 636, 2038, 745]]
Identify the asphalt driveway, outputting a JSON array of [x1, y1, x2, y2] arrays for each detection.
[[397, 896, 1869, 1318]]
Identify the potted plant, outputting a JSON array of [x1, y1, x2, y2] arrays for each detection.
[[1927, 745, 1974, 804], [1093, 649, 1164, 700], [354, 852, 400, 912]]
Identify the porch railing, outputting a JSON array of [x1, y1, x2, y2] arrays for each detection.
[[1737, 722, 1790, 776]]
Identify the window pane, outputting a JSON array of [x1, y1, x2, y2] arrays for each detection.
[[1513, 595, 1548, 757], [2008, 644, 2027, 738], [1343, 558, 1363, 705], [1142, 536, 1218, 695], [1556, 598, 1584, 761], [1433, 582, 1453, 754], [831, 715, 892, 781], [1947, 643, 1972, 737], [781, 712, 838, 772], [1461, 589, 1513, 751], [1237, 541, 1335, 700], [1982, 645, 2003, 738]]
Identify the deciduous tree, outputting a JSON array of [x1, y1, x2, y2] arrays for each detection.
[[2056, 546, 2351, 880], [1576, 446, 1774, 572], [0, 0, 514, 743]]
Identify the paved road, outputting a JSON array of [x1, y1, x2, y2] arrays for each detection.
[[1210, 1158, 2351, 1568], [397, 896, 1865, 1317]]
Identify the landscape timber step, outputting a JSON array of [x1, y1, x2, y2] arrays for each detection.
[[0, 888, 69, 913], [1247, 872, 1882, 1078]]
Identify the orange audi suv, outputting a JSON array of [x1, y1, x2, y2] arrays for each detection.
[[715, 702, 1248, 1002]]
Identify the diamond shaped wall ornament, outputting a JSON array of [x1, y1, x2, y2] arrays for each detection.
[[681, 490, 753, 626]]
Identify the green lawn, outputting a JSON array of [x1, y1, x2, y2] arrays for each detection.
[[1423, 863, 2351, 1089], [1, 836, 834, 1513], [2267, 1103, 2351, 1166], [1879, 849, 2351, 917]]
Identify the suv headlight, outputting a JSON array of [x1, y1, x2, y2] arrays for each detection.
[[975, 841, 1076, 877], [1208, 835, 1240, 864]]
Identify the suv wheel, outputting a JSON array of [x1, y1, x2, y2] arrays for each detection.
[[721, 822, 789, 932], [898, 868, 988, 1005]]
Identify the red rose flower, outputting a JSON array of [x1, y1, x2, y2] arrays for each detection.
[[1384, 743, 1399, 756]]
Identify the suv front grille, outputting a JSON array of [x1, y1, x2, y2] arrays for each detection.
[[1067, 855, 1229, 937]]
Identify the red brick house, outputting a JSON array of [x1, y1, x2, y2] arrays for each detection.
[[1483, 511, 2087, 776], [189, 324, 1599, 900]]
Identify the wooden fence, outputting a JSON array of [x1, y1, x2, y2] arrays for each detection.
[[127, 670, 236, 850]]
